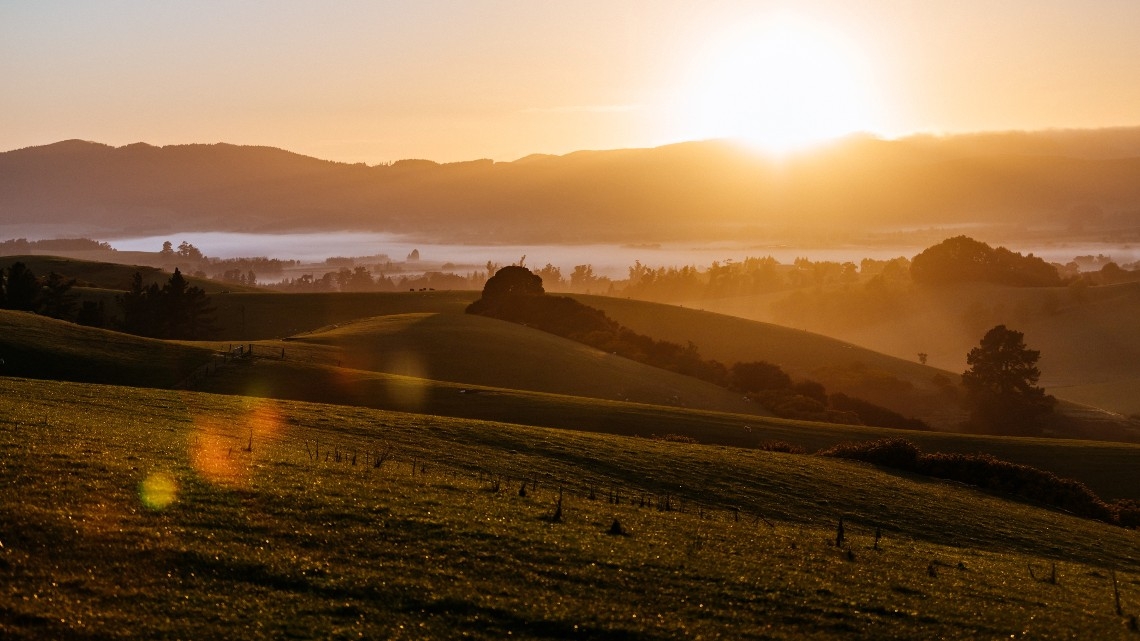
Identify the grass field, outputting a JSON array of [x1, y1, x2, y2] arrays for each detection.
[[2, 376, 1138, 639]]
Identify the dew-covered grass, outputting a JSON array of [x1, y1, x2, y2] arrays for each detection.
[[1, 377, 1138, 639]]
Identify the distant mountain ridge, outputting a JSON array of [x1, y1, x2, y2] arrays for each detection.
[[3, 129, 1140, 243]]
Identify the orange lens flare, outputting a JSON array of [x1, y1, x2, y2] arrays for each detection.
[[188, 400, 284, 488]]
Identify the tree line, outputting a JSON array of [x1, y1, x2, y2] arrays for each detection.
[[0, 261, 216, 340], [118, 269, 216, 339]]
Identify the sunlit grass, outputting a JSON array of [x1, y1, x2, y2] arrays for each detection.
[[1, 377, 1137, 638]]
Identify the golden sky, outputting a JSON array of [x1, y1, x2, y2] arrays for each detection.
[[3, 1, 1139, 163]]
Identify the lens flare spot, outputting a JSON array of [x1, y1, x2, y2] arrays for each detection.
[[188, 400, 284, 488], [385, 351, 429, 411], [139, 472, 178, 509], [190, 418, 250, 487]]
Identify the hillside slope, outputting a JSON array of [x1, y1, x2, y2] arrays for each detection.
[[573, 295, 963, 425], [0, 310, 211, 388], [284, 312, 765, 415]]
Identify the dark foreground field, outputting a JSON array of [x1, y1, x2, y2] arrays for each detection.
[[2, 377, 1138, 639]]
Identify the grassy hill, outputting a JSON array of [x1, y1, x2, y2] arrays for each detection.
[[24, 265, 1136, 438], [0, 310, 211, 388], [2, 376, 1138, 639], [280, 312, 764, 414]]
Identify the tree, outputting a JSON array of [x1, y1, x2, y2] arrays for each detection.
[[177, 241, 203, 261], [481, 266, 544, 300], [961, 325, 1055, 435], [39, 271, 78, 320], [5, 262, 40, 311], [117, 269, 216, 339], [161, 268, 216, 339], [76, 300, 106, 327]]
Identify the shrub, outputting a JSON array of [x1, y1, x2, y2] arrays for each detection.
[[818, 438, 921, 470], [819, 438, 1124, 526], [755, 440, 806, 454], [652, 434, 699, 444]]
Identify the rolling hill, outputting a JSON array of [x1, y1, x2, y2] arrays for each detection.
[[281, 312, 764, 414], [4, 302, 1139, 501], [573, 293, 1140, 439]]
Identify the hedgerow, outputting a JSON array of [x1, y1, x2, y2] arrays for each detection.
[[819, 438, 1135, 527]]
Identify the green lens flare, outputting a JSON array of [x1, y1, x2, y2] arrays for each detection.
[[139, 472, 178, 509]]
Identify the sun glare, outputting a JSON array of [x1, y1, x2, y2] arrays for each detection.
[[674, 13, 878, 155]]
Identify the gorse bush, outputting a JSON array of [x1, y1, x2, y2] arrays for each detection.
[[819, 438, 1135, 527], [817, 438, 922, 470], [754, 440, 807, 454]]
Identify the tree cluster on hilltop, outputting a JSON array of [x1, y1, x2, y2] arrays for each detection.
[[467, 266, 929, 430], [910, 236, 1063, 287]]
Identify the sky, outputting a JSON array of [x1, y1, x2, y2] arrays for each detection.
[[3, 0, 1140, 164]]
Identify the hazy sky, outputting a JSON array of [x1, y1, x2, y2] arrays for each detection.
[[3, 1, 1139, 163]]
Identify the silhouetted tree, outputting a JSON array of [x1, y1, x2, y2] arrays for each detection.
[[176, 241, 203, 260], [117, 269, 215, 339], [962, 325, 1055, 435], [76, 300, 106, 327], [39, 272, 78, 320], [5, 262, 40, 311], [119, 272, 158, 335], [161, 268, 215, 339]]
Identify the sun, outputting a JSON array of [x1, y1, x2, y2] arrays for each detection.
[[673, 13, 879, 155]]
